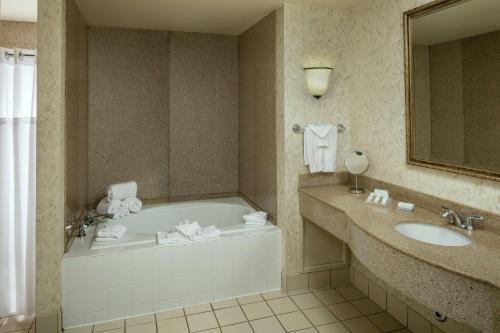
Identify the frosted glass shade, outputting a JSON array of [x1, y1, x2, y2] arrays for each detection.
[[304, 67, 333, 99]]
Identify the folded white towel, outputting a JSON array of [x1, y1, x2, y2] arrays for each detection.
[[97, 197, 129, 219], [304, 123, 337, 173], [107, 181, 138, 202], [195, 225, 221, 238], [174, 220, 202, 239], [243, 211, 268, 225], [157, 231, 189, 245], [309, 124, 333, 147], [124, 197, 142, 213], [96, 224, 127, 240]]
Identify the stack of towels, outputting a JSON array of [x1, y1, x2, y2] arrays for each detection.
[[157, 220, 221, 245], [95, 225, 127, 242], [243, 211, 268, 226], [97, 181, 143, 219]]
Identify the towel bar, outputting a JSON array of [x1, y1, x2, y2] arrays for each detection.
[[292, 123, 346, 134]]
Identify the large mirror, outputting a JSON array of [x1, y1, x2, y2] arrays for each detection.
[[404, 0, 500, 181]]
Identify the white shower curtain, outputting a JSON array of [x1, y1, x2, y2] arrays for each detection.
[[0, 48, 37, 316]]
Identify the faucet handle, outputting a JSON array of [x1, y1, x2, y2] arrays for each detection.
[[465, 215, 484, 231]]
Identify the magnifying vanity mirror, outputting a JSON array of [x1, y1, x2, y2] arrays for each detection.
[[345, 151, 369, 194], [404, 0, 500, 181]]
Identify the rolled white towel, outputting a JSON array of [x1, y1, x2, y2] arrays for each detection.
[[243, 211, 267, 225], [107, 181, 138, 202], [124, 197, 142, 213], [174, 220, 202, 239], [96, 224, 127, 240], [97, 197, 129, 219]]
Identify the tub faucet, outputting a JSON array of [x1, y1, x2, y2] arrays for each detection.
[[76, 209, 114, 237], [441, 206, 483, 231]]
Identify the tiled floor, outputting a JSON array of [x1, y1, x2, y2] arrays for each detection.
[[0, 314, 35, 333], [65, 284, 411, 333]]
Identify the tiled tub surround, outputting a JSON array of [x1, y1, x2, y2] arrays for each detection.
[[299, 185, 500, 333], [61, 199, 282, 328]]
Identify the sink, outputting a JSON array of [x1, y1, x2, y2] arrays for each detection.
[[395, 221, 471, 246]]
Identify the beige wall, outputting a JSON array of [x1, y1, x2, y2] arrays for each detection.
[[87, 27, 170, 204], [462, 30, 500, 171], [239, 12, 277, 218], [347, 0, 500, 215], [429, 40, 465, 164], [87, 28, 238, 204], [277, 4, 353, 274], [36, 0, 65, 322], [169, 32, 239, 200], [0, 20, 37, 49], [65, 0, 88, 219]]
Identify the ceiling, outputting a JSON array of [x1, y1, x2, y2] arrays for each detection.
[[413, 0, 500, 45], [0, 0, 37, 22], [74, 0, 363, 35]]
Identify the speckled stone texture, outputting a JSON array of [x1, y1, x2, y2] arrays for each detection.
[[0, 20, 37, 49], [87, 27, 170, 204], [65, 0, 88, 221], [36, 0, 65, 318], [239, 12, 277, 219], [299, 185, 500, 332], [169, 32, 239, 198]]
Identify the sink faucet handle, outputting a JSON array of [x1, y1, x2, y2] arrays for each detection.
[[465, 215, 484, 231]]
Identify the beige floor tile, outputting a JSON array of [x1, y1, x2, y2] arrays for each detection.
[[343, 317, 382, 333], [126, 322, 156, 333], [261, 290, 287, 300], [0, 314, 34, 332], [393, 330, 412, 333], [93, 319, 124, 332], [185, 303, 212, 315], [99, 329, 123, 333], [250, 317, 285, 333], [156, 308, 185, 321], [303, 306, 338, 326], [334, 286, 365, 301], [267, 297, 299, 315], [157, 316, 189, 333], [290, 293, 322, 310], [212, 298, 239, 310], [220, 322, 253, 333], [368, 312, 404, 332], [350, 298, 383, 315], [63, 326, 93, 333], [126, 314, 155, 326], [293, 329, 318, 333], [327, 302, 362, 321], [199, 329, 221, 333], [312, 289, 346, 305], [187, 312, 219, 332], [241, 301, 274, 320], [432, 326, 445, 333], [277, 311, 312, 332], [237, 294, 264, 305], [214, 306, 247, 326], [316, 322, 350, 333]]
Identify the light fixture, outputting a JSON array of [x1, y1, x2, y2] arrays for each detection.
[[304, 67, 333, 99]]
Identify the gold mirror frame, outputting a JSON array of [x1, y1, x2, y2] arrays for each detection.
[[404, 0, 500, 182]]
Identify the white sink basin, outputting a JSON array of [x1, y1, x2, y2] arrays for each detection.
[[395, 221, 471, 246]]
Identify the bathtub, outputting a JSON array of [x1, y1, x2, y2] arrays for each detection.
[[61, 197, 282, 328]]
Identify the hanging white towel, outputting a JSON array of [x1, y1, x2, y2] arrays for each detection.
[[123, 197, 142, 213], [97, 197, 130, 219], [304, 123, 337, 173], [106, 181, 138, 202]]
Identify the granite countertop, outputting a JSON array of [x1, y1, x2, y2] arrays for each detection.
[[300, 184, 500, 289]]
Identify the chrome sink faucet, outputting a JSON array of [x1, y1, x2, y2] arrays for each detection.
[[441, 206, 483, 231]]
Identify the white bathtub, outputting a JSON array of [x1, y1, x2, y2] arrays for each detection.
[[90, 197, 275, 250], [61, 197, 282, 328]]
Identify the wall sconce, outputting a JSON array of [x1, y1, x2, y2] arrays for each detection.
[[304, 67, 333, 99]]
